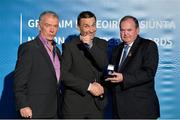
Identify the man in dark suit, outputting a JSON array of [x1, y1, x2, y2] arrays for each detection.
[[14, 11, 62, 118], [61, 11, 108, 118], [106, 16, 160, 118]]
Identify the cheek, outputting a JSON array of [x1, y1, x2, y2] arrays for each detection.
[[130, 32, 137, 38], [80, 28, 87, 33], [43, 28, 49, 33], [121, 33, 126, 37], [92, 27, 96, 31], [54, 28, 59, 32]]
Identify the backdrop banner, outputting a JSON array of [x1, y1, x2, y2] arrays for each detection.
[[0, 0, 180, 118]]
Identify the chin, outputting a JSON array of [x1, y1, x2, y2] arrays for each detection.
[[91, 35, 95, 39], [48, 37, 54, 40]]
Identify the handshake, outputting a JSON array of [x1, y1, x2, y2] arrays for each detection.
[[89, 82, 104, 97]]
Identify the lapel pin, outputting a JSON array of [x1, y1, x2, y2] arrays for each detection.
[[128, 52, 132, 57]]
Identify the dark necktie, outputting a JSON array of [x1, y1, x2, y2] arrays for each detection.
[[119, 44, 129, 70]]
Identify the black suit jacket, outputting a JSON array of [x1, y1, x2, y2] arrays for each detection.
[[14, 36, 61, 118], [61, 36, 108, 118], [111, 36, 160, 118]]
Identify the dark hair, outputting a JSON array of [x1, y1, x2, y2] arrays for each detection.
[[119, 15, 139, 28], [39, 11, 59, 22], [77, 11, 96, 26]]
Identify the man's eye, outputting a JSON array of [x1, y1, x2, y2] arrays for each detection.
[[45, 24, 51, 27], [54, 25, 58, 28], [83, 25, 89, 28]]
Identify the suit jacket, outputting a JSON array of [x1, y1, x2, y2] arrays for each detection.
[[111, 36, 160, 118], [61, 36, 108, 118], [14, 36, 61, 118]]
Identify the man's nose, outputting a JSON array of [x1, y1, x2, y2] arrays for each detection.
[[123, 31, 128, 35], [50, 27, 55, 33]]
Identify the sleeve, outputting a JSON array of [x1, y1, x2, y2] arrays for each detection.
[[13, 43, 32, 110], [61, 43, 90, 96], [110, 46, 119, 70], [122, 41, 159, 89]]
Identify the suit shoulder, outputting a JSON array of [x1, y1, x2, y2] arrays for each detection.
[[63, 39, 75, 47], [18, 40, 32, 49], [140, 37, 157, 47], [95, 37, 107, 43], [65, 36, 79, 43], [62, 37, 78, 50], [94, 37, 108, 48], [18, 38, 38, 52], [138, 37, 158, 54]]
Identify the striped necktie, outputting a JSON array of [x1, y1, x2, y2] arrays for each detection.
[[119, 44, 129, 70]]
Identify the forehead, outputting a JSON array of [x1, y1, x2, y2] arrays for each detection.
[[41, 14, 59, 21], [120, 18, 136, 28], [79, 17, 96, 24]]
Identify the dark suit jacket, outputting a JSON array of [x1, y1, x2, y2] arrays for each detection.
[[61, 36, 108, 118], [111, 36, 160, 119], [14, 36, 61, 118]]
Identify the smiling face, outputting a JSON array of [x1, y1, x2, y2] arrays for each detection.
[[38, 13, 59, 42], [78, 17, 96, 42], [120, 18, 139, 44]]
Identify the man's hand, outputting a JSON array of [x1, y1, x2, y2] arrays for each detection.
[[20, 107, 32, 118], [106, 72, 124, 83], [80, 33, 93, 45], [89, 82, 104, 96]]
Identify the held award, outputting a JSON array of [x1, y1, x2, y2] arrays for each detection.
[[105, 64, 116, 81]]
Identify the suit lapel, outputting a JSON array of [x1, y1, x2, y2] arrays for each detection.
[[75, 38, 92, 67], [56, 47, 61, 60], [120, 37, 141, 71], [75, 37, 98, 76], [35, 37, 57, 80], [56, 47, 61, 81], [114, 44, 124, 71]]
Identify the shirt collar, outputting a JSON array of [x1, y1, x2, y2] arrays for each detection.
[[39, 34, 56, 47], [79, 34, 93, 48], [125, 41, 134, 47]]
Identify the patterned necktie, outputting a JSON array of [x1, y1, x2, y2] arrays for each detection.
[[119, 44, 129, 70]]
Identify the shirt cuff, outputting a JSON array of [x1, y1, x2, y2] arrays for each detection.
[[87, 83, 92, 91]]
